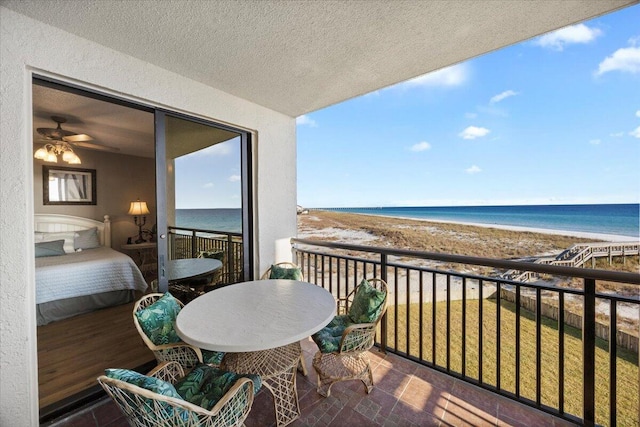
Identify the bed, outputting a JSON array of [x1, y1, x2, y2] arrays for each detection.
[[35, 214, 148, 326]]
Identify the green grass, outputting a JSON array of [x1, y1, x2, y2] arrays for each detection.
[[385, 299, 639, 427]]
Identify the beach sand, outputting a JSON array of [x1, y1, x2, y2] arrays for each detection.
[[296, 210, 639, 332], [298, 210, 638, 259]]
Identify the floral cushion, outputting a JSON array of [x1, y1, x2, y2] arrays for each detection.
[[202, 350, 225, 366], [198, 250, 225, 261], [135, 293, 182, 345], [311, 315, 351, 353], [105, 368, 181, 399], [348, 279, 386, 324], [174, 364, 261, 410], [268, 264, 303, 281], [105, 368, 186, 420]]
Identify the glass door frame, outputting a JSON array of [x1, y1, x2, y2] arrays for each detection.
[[154, 110, 254, 292]]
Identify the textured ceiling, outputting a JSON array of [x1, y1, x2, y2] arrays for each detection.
[[6, 1, 636, 117]]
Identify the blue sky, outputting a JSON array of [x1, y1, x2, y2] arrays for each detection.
[[297, 5, 640, 208], [175, 139, 242, 209]]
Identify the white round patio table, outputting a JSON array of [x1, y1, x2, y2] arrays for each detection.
[[175, 279, 336, 426]]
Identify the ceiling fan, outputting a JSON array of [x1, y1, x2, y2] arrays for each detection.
[[34, 116, 119, 164]]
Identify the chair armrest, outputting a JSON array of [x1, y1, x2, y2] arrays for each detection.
[[208, 377, 255, 420], [147, 361, 185, 384], [339, 322, 377, 353]]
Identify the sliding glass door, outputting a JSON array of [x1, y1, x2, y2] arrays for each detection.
[[154, 112, 253, 292]]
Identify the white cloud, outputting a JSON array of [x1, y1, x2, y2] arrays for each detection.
[[610, 132, 624, 138], [636, 110, 640, 118], [203, 182, 214, 188], [589, 139, 601, 145], [228, 175, 241, 182], [401, 63, 468, 88], [489, 90, 519, 104], [409, 141, 431, 152], [465, 165, 482, 174], [459, 126, 490, 140], [296, 114, 317, 127], [596, 46, 640, 76], [630, 126, 640, 138], [534, 24, 602, 51], [465, 112, 478, 119]]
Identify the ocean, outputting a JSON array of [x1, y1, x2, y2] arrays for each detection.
[[176, 208, 242, 233], [176, 204, 640, 239]]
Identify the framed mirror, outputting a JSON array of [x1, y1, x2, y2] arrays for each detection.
[[43, 166, 97, 205]]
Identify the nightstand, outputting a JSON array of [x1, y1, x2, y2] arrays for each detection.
[[121, 242, 157, 277]]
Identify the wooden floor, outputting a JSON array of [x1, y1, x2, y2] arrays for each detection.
[[37, 299, 154, 410]]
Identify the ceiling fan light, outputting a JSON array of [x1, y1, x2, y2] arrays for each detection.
[[34, 147, 48, 160], [62, 150, 75, 162], [44, 152, 58, 163], [68, 154, 82, 164]]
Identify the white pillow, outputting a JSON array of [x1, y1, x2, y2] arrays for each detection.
[[35, 231, 76, 254]]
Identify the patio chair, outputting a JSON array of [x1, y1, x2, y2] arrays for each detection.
[[197, 249, 226, 287], [311, 278, 388, 397], [260, 262, 304, 280], [133, 293, 225, 370], [98, 361, 259, 427], [260, 262, 308, 375]]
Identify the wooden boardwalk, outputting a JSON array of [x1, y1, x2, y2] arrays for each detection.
[[506, 241, 639, 282]]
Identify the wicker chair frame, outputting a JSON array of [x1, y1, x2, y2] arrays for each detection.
[[312, 278, 388, 397], [98, 361, 254, 427], [259, 262, 308, 378], [133, 293, 211, 370]]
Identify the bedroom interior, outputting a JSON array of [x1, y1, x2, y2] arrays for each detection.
[[32, 78, 253, 421], [32, 80, 159, 419]]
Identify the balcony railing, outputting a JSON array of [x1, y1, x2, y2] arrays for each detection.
[[291, 237, 640, 427], [168, 226, 243, 284]]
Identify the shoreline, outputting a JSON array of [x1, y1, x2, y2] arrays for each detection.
[[333, 212, 638, 243]]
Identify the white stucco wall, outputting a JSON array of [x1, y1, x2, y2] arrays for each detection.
[[0, 7, 297, 425]]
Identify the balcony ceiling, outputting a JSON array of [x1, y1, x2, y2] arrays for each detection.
[[5, 0, 636, 117]]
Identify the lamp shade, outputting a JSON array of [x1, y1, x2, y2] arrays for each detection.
[[128, 200, 150, 216]]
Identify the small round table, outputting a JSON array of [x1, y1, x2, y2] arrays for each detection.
[[167, 258, 222, 283], [175, 279, 336, 426], [167, 258, 223, 303]]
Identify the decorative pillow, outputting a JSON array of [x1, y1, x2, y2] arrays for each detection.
[[105, 368, 181, 399], [35, 240, 66, 258], [105, 368, 186, 420], [74, 227, 100, 250], [175, 364, 261, 410], [36, 231, 76, 254], [268, 264, 303, 281], [202, 350, 225, 366], [347, 279, 386, 324], [311, 315, 351, 353], [135, 293, 182, 345]]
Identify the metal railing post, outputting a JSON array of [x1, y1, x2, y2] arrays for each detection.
[[227, 234, 234, 282], [191, 230, 197, 258], [380, 253, 388, 353], [583, 278, 596, 427]]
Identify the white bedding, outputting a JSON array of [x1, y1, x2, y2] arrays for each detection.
[[36, 246, 148, 304]]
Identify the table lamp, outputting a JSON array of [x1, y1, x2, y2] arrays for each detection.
[[128, 199, 150, 243]]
